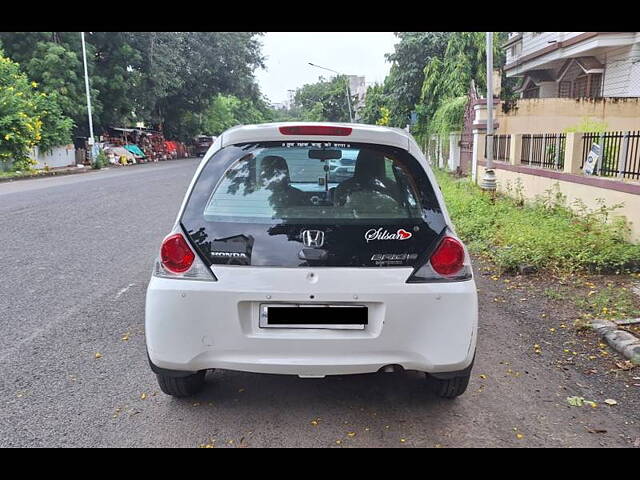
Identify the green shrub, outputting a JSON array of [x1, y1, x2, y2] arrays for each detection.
[[92, 149, 108, 169], [0, 51, 74, 170], [434, 169, 640, 274], [0, 54, 41, 170]]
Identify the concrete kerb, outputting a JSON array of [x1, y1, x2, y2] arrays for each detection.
[[591, 318, 640, 365]]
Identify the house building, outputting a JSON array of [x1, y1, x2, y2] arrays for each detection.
[[348, 75, 367, 117], [428, 34, 640, 243], [504, 32, 640, 99]]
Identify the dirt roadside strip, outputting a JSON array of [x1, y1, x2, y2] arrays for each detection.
[[0, 159, 194, 184], [0, 166, 92, 183]]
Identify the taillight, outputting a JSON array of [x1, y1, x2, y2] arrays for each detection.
[[279, 125, 352, 136], [160, 233, 195, 273], [430, 236, 465, 276]]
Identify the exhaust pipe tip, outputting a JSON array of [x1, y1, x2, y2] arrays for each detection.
[[379, 364, 404, 373]]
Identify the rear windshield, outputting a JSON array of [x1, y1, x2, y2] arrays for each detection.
[[191, 142, 439, 224], [180, 141, 446, 267]]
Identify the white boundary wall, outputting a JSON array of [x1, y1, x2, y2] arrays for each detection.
[[31, 144, 76, 169]]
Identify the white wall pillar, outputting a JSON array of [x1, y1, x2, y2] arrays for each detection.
[[449, 132, 461, 171], [472, 133, 480, 182]]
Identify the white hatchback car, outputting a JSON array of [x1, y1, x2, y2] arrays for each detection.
[[146, 123, 478, 398]]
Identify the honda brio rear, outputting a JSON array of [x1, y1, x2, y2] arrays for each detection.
[[145, 123, 478, 398]]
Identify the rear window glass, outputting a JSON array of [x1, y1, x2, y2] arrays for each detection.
[[196, 143, 437, 224]]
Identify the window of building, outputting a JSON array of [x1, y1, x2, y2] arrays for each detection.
[[573, 76, 588, 98], [571, 73, 602, 98], [558, 81, 572, 97], [589, 73, 602, 97], [523, 85, 540, 98], [509, 41, 522, 58]]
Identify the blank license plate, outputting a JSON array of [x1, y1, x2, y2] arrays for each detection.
[[260, 304, 368, 330]]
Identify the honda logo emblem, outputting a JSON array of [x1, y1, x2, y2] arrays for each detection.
[[301, 230, 324, 248]]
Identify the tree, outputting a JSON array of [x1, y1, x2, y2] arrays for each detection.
[[293, 75, 355, 122], [174, 93, 274, 139], [384, 32, 450, 127], [0, 51, 75, 169], [359, 83, 389, 125], [150, 32, 266, 139], [415, 32, 511, 137], [89, 32, 144, 130], [36, 90, 74, 152], [0, 32, 267, 141], [0, 33, 101, 137], [0, 53, 42, 169]]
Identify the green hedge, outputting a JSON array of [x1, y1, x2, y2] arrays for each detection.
[[434, 169, 640, 273]]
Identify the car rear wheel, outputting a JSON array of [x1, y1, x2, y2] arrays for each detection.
[[156, 371, 206, 397], [427, 373, 471, 399]]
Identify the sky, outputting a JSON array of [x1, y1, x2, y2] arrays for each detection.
[[255, 32, 398, 104]]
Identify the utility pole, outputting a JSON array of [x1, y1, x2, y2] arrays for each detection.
[[81, 32, 95, 163], [481, 32, 497, 191], [308, 62, 354, 123]]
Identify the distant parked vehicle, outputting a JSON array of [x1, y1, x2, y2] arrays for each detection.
[[328, 165, 356, 183], [194, 135, 216, 157]]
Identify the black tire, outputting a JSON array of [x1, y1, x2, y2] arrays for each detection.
[[428, 373, 470, 399], [156, 371, 206, 397]]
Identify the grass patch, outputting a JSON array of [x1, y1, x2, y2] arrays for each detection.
[[543, 287, 565, 301], [575, 284, 640, 320], [434, 169, 640, 274], [0, 169, 41, 179]]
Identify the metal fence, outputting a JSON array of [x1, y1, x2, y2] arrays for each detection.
[[484, 134, 511, 161], [520, 133, 566, 170], [581, 131, 640, 180]]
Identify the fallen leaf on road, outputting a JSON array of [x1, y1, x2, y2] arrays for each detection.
[[567, 396, 590, 407], [604, 399, 618, 406], [479, 374, 487, 379], [94, 352, 102, 359], [616, 361, 634, 371], [347, 432, 356, 438], [516, 433, 524, 439], [569, 396, 597, 407], [140, 393, 147, 400], [585, 426, 607, 434]]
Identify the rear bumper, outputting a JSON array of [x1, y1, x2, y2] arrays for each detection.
[[145, 266, 478, 377]]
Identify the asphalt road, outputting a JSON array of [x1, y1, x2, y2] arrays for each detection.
[[0, 159, 637, 448]]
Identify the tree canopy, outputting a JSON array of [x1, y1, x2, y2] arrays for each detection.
[[293, 75, 355, 122], [361, 32, 516, 139], [0, 32, 266, 142], [0, 51, 73, 170], [383, 32, 450, 127]]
